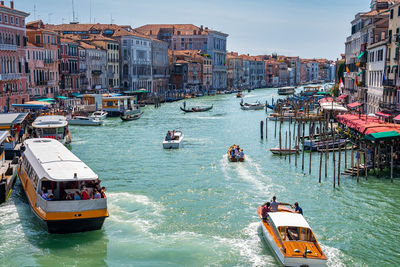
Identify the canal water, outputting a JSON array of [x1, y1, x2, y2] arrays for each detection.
[[1, 87, 399, 266]]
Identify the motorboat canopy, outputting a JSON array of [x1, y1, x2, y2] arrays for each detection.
[[268, 212, 311, 229]]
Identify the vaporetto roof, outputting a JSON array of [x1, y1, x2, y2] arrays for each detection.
[[32, 115, 68, 128], [23, 139, 98, 182], [269, 212, 311, 229]]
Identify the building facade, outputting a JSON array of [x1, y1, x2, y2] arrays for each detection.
[[78, 42, 107, 92], [0, 1, 29, 111], [59, 38, 79, 94], [151, 39, 169, 95]]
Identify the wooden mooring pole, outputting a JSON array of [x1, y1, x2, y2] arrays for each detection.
[[338, 144, 341, 187], [391, 145, 394, 183], [260, 120, 264, 139], [265, 118, 268, 139]]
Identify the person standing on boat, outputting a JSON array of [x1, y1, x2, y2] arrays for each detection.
[[294, 202, 303, 215], [183, 101, 186, 109], [261, 202, 271, 222], [270, 196, 293, 212]]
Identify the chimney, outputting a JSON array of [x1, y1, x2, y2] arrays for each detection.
[[10, 0, 13, 9]]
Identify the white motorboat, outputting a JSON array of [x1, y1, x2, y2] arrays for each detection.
[[32, 115, 71, 145], [257, 205, 327, 267], [90, 111, 108, 120], [240, 102, 265, 110], [68, 116, 103, 126], [278, 87, 296, 95], [163, 131, 184, 149]]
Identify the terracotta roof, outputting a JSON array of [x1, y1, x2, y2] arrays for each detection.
[[135, 24, 209, 36], [0, 4, 29, 16], [79, 42, 98, 50]]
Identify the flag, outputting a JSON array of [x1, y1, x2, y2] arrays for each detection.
[[382, 73, 386, 84], [339, 78, 344, 90], [355, 76, 358, 86], [346, 66, 350, 73]]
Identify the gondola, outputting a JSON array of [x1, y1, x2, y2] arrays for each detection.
[[180, 105, 213, 113], [120, 112, 144, 121]]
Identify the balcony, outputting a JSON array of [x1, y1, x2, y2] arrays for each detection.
[[44, 58, 54, 64], [0, 73, 21, 81], [92, 70, 102, 75], [379, 101, 397, 111], [383, 79, 395, 87], [0, 44, 17, 51]]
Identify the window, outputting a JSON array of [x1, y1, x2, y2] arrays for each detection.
[[0, 14, 2, 22], [10, 16, 13, 24], [390, 9, 394, 19], [35, 35, 40, 44], [15, 17, 19, 26], [4, 15, 7, 23], [398, 6, 400, 16]]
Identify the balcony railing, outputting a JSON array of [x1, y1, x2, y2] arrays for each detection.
[[44, 59, 54, 64], [383, 79, 395, 87], [92, 70, 102, 75], [0, 73, 21, 81], [379, 101, 397, 110], [0, 44, 17, 51]]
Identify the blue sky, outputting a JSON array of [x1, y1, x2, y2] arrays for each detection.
[[15, 0, 370, 59]]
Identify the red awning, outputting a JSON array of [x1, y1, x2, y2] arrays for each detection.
[[319, 97, 333, 104], [375, 112, 391, 118], [394, 114, 400, 121], [347, 102, 362, 109], [336, 94, 348, 101]]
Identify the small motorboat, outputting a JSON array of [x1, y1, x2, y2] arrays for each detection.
[[68, 116, 103, 126], [120, 112, 144, 121], [90, 110, 108, 120], [278, 87, 296, 95], [163, 131, 184, 149], [270, 147, 299, 155], [227, 145, 245, 162], [257, 204, 327, 266], [236, 92, 243, 98], [180, 105, 213, 113], [240, 102, 265, 110]]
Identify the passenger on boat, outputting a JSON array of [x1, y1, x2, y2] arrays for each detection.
[[294, 202, 303, 215], [261, 202, 271, 222], [65, 192, 74, 200], [101, 187, 107, 198], [235, 149, 240, 160], [47, 194, 54, 201], [74, 191, 81, 200], [230, 147, 235, 157], [166, 131, 171, 141], [239, 149, 244, 160], [270, 196, 293, 212], [81, 186, 90, 200], [93, 188, 101, 199]]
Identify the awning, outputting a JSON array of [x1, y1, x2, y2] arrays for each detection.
[[337, 94, 348, 101], [316, 91, 328, 95], [394, 114, 400, 121], [347, 102, 362, 109], [37, 98, 55, 102], [365, 131, 400, 141], [11, 104, 48, 110], [71, 93, 82, 97], [357, 70, 364, 76], [56, 96, 68, 99], [357, 51, 365, 59], [375, 112, 391, 118], [26, 101, 52, 106]]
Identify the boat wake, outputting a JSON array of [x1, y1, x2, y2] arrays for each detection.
[[107, 192, 164, 233], [320, 244, 346, 267], [213, 222, 276, 267]]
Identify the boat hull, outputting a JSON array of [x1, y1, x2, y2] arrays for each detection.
[[163, 134, 184, 149], [260, 222, 327, 267], [270, 148, 298, 155], [45, 216, 106, 234], [227, 154, 245, 162], [68, 119, 103, 126]]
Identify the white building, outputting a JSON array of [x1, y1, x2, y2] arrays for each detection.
[[366, 41, 386, 114], [115, 29, 153, 92]]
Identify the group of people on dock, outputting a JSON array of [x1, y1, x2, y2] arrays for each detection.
[[261, 196, 303, 222], [165, 130, 178, 141], [229, 145, 244, 160], [41, 182, 106, 201]]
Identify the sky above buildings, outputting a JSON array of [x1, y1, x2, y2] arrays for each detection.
[[17, 0, 370, 59]]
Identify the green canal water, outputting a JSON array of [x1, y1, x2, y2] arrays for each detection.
[[1, 87, 400, 266]]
